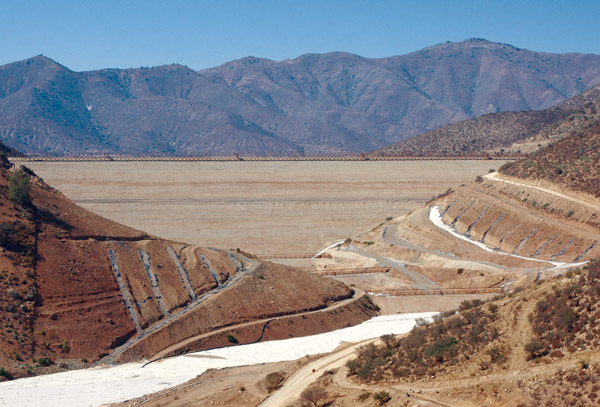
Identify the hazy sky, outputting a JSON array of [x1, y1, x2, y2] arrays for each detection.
[[2, 0, 599, 71]]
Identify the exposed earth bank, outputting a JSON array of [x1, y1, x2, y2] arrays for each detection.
[[0, 149, 376, 380]]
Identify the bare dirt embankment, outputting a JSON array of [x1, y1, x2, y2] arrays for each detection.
[[14, 160, 503, 266], [314, 172, 600, 299]]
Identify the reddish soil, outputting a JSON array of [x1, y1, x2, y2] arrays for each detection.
[[0, 155, 374, 380]]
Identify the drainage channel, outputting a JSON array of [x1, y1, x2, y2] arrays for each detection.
[[199, 253, 220, 286], [108, 249, 143, 333], [167, 246, 196, 300], [139, 249, 170, 317]]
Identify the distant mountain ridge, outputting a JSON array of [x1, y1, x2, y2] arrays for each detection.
[[373, 84, 600, 157], [2, 39, 600, 155]]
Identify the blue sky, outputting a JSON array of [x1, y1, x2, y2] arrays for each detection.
[[1, 0, 599, 71]]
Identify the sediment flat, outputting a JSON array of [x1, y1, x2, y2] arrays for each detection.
[[16, 160, 502, 261]]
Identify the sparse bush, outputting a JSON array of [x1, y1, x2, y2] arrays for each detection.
[[373, 390, 391, 405], [357, 391, 371, 401], [8, 169, 31, 206], [381, 334, 396, 348], [264, 371, 285, 393], [525, 340, 547, 360], [415, 317, 430, 327], [425, 336, 458, 361], [300, 385, 327, 406], [0, 367, 13, 380], [487, 346, 507, 364], [36, 357, 52, 367]]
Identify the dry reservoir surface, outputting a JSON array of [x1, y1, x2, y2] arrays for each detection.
[[16, 160, 502, 263]]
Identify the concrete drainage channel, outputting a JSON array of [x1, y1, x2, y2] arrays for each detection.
[[166, 246, 197, 300], [108, 249, 143, 333], [97, 250, 258, 366], [138, 249, 170, 317]]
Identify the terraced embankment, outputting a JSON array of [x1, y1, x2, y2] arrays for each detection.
[[314, 172, 600, 295], [437, 174, 600, 264]]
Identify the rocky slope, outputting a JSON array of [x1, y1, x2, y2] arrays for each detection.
[[374, 83, 600, 157], [2, 39, 600, 155], [0, 144, 375, 380]]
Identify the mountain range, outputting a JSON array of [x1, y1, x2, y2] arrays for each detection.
[[1, 38, 600, 155], [374, 83, 600, 156]]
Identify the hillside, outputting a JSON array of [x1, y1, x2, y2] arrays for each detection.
[[501, 122, 600, 198], [332, 261, 600, 406], [0, 144, 376, 380], [2, 39, 600, 155], [373, 84, 600, 157]]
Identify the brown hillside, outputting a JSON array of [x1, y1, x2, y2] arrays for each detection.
[[501, 122, 600, 198], [338, 262, 600, 406], [0, 145, 374, 380], [373, 84, 600, 157], [3, 39, 600, 155]]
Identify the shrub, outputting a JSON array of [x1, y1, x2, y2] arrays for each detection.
[[357, 391, 371, 401], [525, 341, 547, 360], [226, 334, 238, 344], [415, 317, 430, 327], [0, 223, 27, 252], [264, 371, 285, 393], [36, 357, 52, 367], [346, 358, 361, 375], [0, 367, 13, 380], [487, 346, 507, 364], [425, 337, 459, 360], [381, 334, 396, 348], [373, 391, 391, 405], [300, 385, 327, 406], [8, 169, 31, 206]]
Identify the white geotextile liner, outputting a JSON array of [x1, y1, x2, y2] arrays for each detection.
[[0, 312, 436, 407]]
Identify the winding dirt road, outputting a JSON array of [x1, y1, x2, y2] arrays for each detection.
[[259, 337, 379, 407], [485, 172, 600, 212], [147, 288, 366, 363]]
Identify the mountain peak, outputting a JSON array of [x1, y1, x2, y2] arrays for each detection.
[[422, 38, 518, 53], [27, 55, 67, 68], [463, 37, 491, 43]]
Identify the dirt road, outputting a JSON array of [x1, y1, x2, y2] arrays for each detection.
[[148, 288, 366, 362], [259, 338, 379, 407], [485, 172, 600, 212]]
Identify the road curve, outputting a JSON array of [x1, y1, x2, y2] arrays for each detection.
[[485, 172, 600, 212], [147, 288, 366, 363], [259, 337, 379, 407]]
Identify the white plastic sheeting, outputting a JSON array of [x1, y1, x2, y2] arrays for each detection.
[[0, 312, 436, 407]]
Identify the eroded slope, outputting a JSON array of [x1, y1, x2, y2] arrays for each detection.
[[0, 150, 373, 380]]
